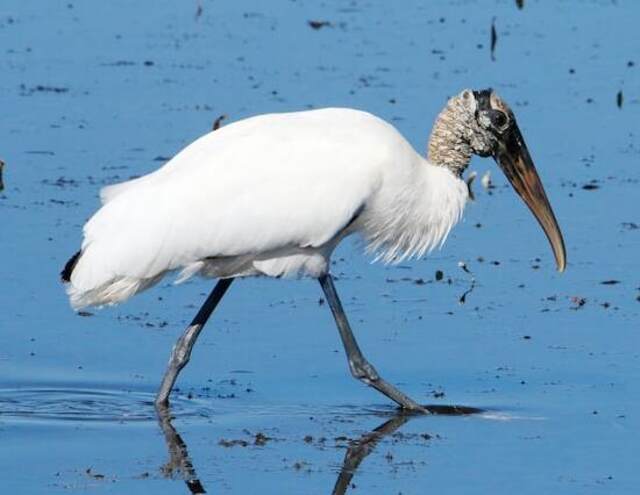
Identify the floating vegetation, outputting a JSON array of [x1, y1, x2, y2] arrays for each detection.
[[490, 17, 497, 61]]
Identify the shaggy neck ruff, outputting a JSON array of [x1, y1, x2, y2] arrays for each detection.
[[427, 94, 482, 177]]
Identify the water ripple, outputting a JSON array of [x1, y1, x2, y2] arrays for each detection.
[[0, 386, 509, 425], [0, 387, 210, 424]]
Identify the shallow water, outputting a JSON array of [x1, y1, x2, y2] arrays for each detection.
[[1, 0, 639, 493]]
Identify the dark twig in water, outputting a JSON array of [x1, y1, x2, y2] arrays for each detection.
[[457, 261, 476, 304], [308, 20, 331, 30], [212, 114, 227, 131], [459, 279, 476, 304], [490, 17, 497, 61], [465, 171, 477, 201], [0, 159, 4, 192], [617, 90, 623, 108], [458, 261, 472, 275]]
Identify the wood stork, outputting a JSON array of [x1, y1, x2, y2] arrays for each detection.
[[61, 88, 566, 413]]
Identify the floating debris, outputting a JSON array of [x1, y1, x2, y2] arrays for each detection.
[[570, 296, 587, 309], [516, 0, 524, 9], [212, 114, 227, 131], [465, 171, 477, 200], [42, 176, 79, 188], [600, 280, 620, 285], [617, 90, 623, 108], [308, 20, 331, 30], [27, 85, 69, 94], [292, 460, 308, 471], [218, 438, 249, 448], [254, 432, 271, 446], [435, 270, 444, 281], [195, 0, 203, 20], [582, 181, 599, 190], [26, 150, 55, 155], [458, 279, 476, 304], [490, 18, 497, 61], [458, 261, 472, 275], [457, 261, 476, 304], [481, 170, 493, 190], [0, 158, 4, 192], [100, 60, 136, 67], [85, 468, 105, 480]]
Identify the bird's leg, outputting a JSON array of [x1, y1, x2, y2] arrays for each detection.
[[155, 278, 234, 408], [318, 274, 428, 414]]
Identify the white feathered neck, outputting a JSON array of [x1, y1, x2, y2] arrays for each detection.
[[359, 156, 468, 264]]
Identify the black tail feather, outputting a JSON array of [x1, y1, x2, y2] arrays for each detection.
[[61, 250, 81, 282]]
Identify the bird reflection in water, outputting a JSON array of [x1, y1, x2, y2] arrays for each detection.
[[156, 404, 206, 494], [155, 403, 482, 494]]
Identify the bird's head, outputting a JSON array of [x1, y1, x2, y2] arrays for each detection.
[[429, 88, 566, 272]]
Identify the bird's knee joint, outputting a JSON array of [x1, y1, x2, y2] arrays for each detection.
[[348, 358, 379, 382], [169, 346, 191, 369]]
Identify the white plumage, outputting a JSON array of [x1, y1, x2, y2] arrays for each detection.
[[66, 107, 468, 309]]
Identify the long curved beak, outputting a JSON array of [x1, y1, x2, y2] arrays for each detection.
[[494, 124, 567, 272]]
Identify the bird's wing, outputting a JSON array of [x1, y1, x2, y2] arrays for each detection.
[[73, 109, 403, 289]]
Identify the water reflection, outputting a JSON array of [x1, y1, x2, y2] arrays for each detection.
[[332, 404, 482, 495], [331, 412, 411, 495], [155, 403, 482, 494], [156, 403, 206, 494]]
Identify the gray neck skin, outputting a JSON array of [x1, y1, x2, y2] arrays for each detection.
[[427, 96, 476, 177]]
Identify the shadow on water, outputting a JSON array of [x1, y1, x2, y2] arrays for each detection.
[[155, 402, 483, 495]]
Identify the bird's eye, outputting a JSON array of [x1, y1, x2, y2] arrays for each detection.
[[490, 111, 508, 129]]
